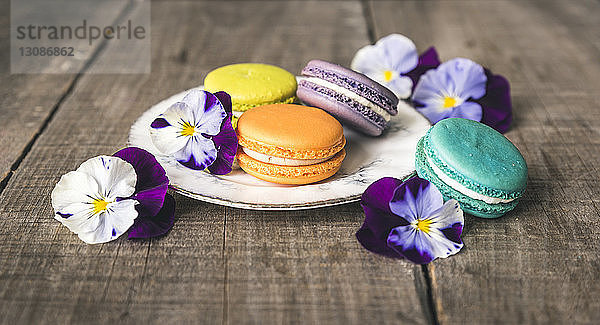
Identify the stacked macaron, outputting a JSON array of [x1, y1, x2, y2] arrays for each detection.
[[297, 59, 399, 136], [204, 63, 297, 127], [415, 118, 527, 218], [236, 104, 346, 185]]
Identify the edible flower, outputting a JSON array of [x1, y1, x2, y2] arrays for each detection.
[[356, 177, 464, 264], [411, 57, 512, 133], [150, 89, 237, 174], [351, 34, 441, 99], [51, 147, 175, 244]]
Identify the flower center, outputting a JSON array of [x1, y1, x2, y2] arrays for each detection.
[[181, 121, 196, 137], [383, 70, 394, 82], [443, 96, 457, 109], [415, 219, 432, 233], [92, 198, 110, 215]]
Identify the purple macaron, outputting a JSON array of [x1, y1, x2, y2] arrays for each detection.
[[297, 59, 399, 136]]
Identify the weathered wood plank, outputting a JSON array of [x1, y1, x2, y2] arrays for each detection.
[[226, 204, 432, 325], [0, 0, 128, 183], [0, 1, 229, 324], [370, 0, 600, 324], [216, 1, 431, 323], [0, 1, 431, 324]]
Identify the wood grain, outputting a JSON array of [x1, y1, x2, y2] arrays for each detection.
[[216, 1, 431, 323], [0, 0, 128, 183], [2, 0, 599, 323], [0, 1, 430, 324], [0, 1, 228, 323], [370, 0, 600, 324], [225, 204, 433, 325]]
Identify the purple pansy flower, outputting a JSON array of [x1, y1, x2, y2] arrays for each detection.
[[412, 57, 512, 133], [351, 34, 441, 99], [150, 89, 237, 175], [51, 147, 175, 244], [356, 177, 464, 264], [113, 147, 175, 239]]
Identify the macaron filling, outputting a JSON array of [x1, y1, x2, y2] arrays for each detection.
[[298, 80, 388, 130], [242, 147, 332, 166], [425, 152, 516, 204], [301, 65, 398, 114], [302, 77, 391, 121]]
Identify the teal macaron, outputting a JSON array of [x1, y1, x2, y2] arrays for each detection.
[[415, 118, 527, 218]]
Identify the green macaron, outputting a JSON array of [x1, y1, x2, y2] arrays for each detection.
[[204, 63, 298, 127], [415, 118, 527, 218]]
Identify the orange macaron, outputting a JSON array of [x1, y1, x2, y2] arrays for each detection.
[[236, 104, 346, 185]]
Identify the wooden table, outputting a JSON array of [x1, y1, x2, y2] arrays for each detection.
[[1, 1, 599, 324]]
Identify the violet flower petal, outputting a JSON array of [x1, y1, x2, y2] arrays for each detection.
[[476, 69, 512, 133], [387, 199, 464, 264], [173, 136, 218, 170], [207, 91, 237, 175], [113, 147, 169, 217], [357, 176, 465, 263], [406, 47, 441, 92], [356, 177, 410, 258], [128, 193, 175, 239], [451, 101, 483, 122], [387, 225, 433, 264], [150, 102, 194, 155], [195, 91, 227, 137], [213, 91, 232, 115], [438, 58, 487, 100], [378, 34, 418, 74], [350, 34, 419, 98], [357, 205, 407, 258], [389, 177, 444, 222], [207, 121, 237, 175]]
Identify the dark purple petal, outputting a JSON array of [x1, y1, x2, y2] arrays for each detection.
[[399, 249, 434, 264], [205, 93, 237, 175], [405, 47, 441, 92], [113, 147, 169, 217], [387, 227, 435, 264], [441, 222, 463, 244], [356, 219, 401, 258], [178, 148, 215, 170], [128, 193, 175, 239], [204, 91, 219, 112], [214, 91, 232, 115], [207, 120, 237, 175], [394, 246, 434, 264], [361, 177, 404, 214], [476, 68, 512, 133], [150, 118, 171, 129], [356, 177, 411, 258]]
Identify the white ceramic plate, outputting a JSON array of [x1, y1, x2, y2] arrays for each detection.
[[128, 86, 431, 210]]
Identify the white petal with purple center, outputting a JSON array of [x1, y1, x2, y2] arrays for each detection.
[[387, 199, 463, 263], [51, 156, 139, 244], [150, 89, 225, 171], [172, 136, 218, 170], [150, 102, 195, 155]]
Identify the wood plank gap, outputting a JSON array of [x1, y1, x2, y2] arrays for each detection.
[[421, 264, 441, 325], [360, 0, 376, 44], [0, 0, 136, 197]]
